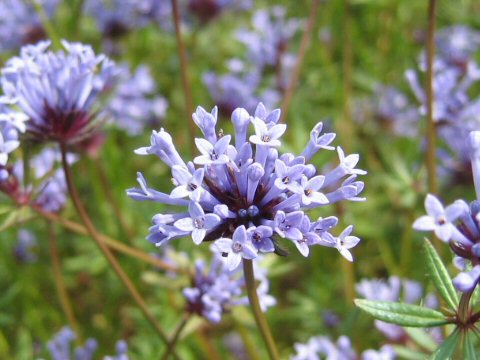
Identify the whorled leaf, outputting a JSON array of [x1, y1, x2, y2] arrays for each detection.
[[354, 299, 449, 327], [464, 331, 478, 360], [430, 330, 459, 360], [424, 239, 459, 311]]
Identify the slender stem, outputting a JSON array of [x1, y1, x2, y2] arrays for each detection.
[[426, 0, 439, 250], [280, 0, 321, 122], [242, 259, 280, 360], [30, 0, 62, 49], [59, 142, 174, 351], [94, 160, 135, 240], [31, 204, 179, 273], [48, 221, 81, 341], [160, 315, 190, 360], [340, 0, 354, 152], [170, 0, 195, 141], [458, 289, 474, 325], [425, 0, 437, 195]]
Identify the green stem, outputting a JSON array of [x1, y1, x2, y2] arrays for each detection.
[[59, 142, 175, 354], [426, 0, 440, 251], [160, 315, 190, 360], [243, 259, 280, 360], [280, 0, 321, 122], [48, 221, 81, 342], [425, 0, 437, 194], [170, 0, 195, 146], [30, 0, 61, 49]]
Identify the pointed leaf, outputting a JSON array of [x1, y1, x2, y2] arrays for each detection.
[[354, 299, 448, 327], [431, 330, 459, 360], [424, 239, 459, 310], [464, 331, 478, 360]]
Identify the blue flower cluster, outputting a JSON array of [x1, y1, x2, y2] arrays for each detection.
[[47, 326, 128, 360], [0, 146, 75, 212], [183, 255, 275, 323], [414, 131, 480, 292], [291, 335, 396, 360], [0, 40, 116, 144], [204, 7, 301, 114], [0, 0, 58, 52], [128, 103, 365, 270], [106, 64, 168, 136], [406, 26, 480, 178]]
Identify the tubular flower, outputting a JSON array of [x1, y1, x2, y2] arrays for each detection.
[[128, 103, 366, 270], [183, 255, 275, 323], [414, 131, 480, 292], [0, 40, 116, 144]]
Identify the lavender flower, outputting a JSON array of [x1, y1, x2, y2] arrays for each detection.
[[353, 85, 420, 137], [414, 131, 480, 292], [0, 40, 116, 144], [14, 229, 37, 263], [84, 0, 138, 39], [183, 255, 275, 323], [291, 335, 396, 360], [47, 326, 129, 360], [47, 327, 97, 360], [1, 147, 75, 212], [236, 7, 302, 70], [405, 25, 480, 181], [128, 103, 365, 271], [105, 64, 168, 135], [0, 0, 58, 52]]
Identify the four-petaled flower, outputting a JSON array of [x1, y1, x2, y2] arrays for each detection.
[[213, 226, 258, 270], [174, 202, 221, 244]]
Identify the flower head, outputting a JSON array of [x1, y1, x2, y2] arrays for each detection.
[[0, 40, 116, 144], [128, 103, 365, 270], [413, 131, 480, 292]]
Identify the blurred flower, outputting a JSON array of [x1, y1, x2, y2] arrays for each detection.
[[0, 102, 28, 168], [0, 40, 116, 144], [414, 131, 480, 292], [236, 7, 301, 71], [14, 229, 37, 263], [47, 327, 97, 360], [47, 326, 129, 360], [406, 25, 480, 182], [84, 0, 138, 39], [0, 0, 58, 52], [353, 85, 420, 137], [291, 335, 396, 360], [1, 147, 75, 212], [128, 103, 365, 271], [105, 64, 168, 136], [204, 6, 300, 114], [183, 255, 275, 323]]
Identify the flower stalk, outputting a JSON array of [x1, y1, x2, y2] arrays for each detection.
[[59, 141, 174, 351], [243, 259, 280, 360]]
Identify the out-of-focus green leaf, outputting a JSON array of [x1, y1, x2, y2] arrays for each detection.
[[393, 346, 429, 360], [464, 331, 478, 360], [431, 330, 460, 360], [424, 239, 459, 311], [404, 327, 438, 352], [354, 299, 448, 327]]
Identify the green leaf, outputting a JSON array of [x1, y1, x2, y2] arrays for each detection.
[[424, 239, 459, 310], [464, 331, 478, 360], [404, 327, 438, 352], [431, 330, 460, 360], [354, 299, 449, 327], [392, 346, 428, 360]]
